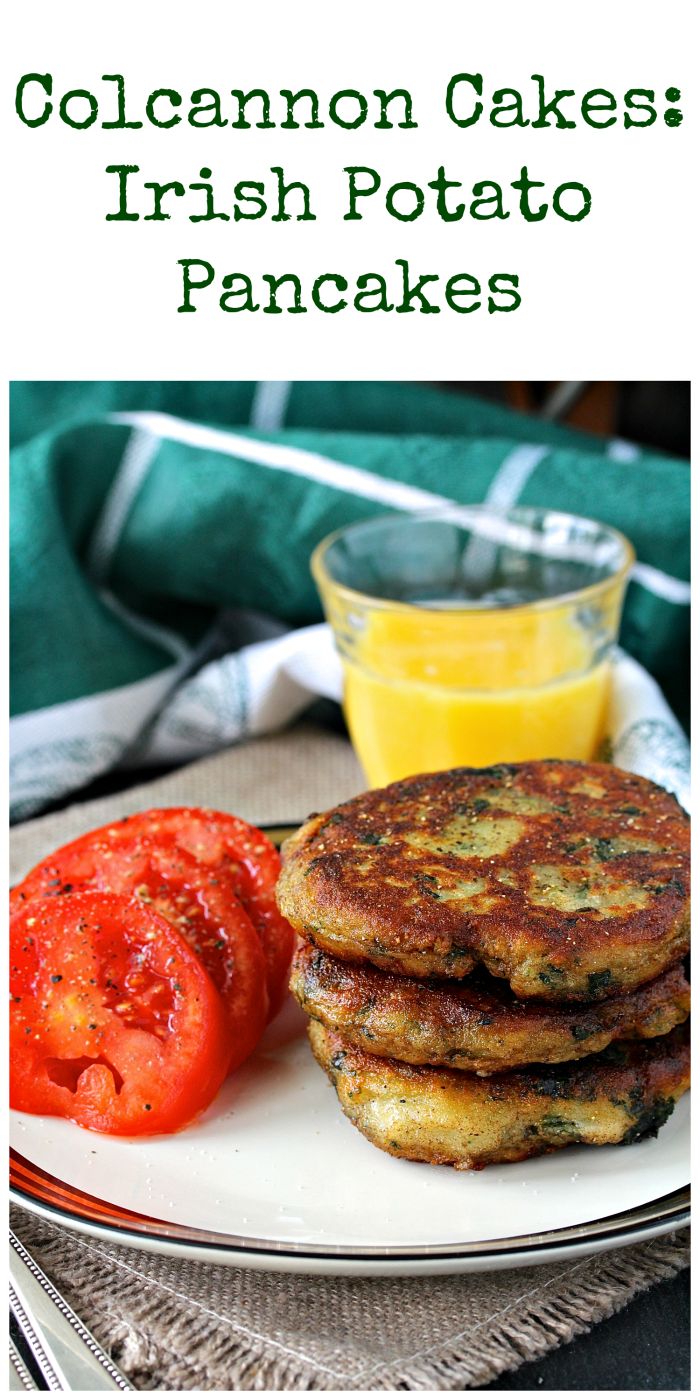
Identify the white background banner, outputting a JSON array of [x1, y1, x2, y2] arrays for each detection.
[[3, 0, 695, 380]]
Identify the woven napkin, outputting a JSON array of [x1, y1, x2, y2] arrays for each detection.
[[10, 724, 690, 1391], [8, 1205, 690, 1391]]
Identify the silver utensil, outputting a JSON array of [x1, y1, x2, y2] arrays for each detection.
[[9, 1334, 39, 1390], [10, 1230, 133, 1390]]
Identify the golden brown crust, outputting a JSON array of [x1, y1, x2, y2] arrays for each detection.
[[291, 942, 690, 1073], [309, 1020, 690, 1169], [277, 761, 690, 999]]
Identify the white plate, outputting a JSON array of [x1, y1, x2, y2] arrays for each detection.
[[10, 995, 689, 1276]]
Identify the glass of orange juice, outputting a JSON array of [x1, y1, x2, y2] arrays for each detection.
[[311, 506, 634, 787]]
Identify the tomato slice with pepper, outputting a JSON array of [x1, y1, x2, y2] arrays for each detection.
[[125, 809, 296, 1018], [11, 831, 268, 1071], [14, 808, 295, 1020], [10, 893, 230, 1135]]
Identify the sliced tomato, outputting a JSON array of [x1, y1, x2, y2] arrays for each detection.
[[11, 831, 268, 1071], [14, 808, 295, 1019], [10, 892, 230, 1135], [127, 809, 295, 1018]]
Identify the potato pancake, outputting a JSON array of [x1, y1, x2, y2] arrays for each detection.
[[309, 1020, 690, 1169], [278, 761, 689, 999], [291, 942, 690, 1073]]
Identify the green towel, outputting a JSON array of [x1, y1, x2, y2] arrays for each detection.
[[10, 382, 689, 816], [10, 380, 626, 453]]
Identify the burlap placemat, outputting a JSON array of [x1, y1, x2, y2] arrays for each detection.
[[10, 725, 690, 1391], [9, 722, 366, 880], [8, 1205, 690, 1391]]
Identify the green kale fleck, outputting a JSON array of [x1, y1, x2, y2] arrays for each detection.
[[622, 1096, 676, 1144], [588, 969, 613, 996], [484, 765, 513, 781], [668, 878, 686, 896], [416, 872, 440, 898], [539, 964, 566, 987], [540, 1114, 578, 1134], [593, 838, 615, 861], [534, 1075, 570, 1100], [315, 811, 344, 837]]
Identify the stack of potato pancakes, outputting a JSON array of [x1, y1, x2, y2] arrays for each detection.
[[277, 761, 690, 1169]]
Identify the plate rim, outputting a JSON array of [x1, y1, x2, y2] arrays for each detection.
[[9, 1148, 690, 1264]]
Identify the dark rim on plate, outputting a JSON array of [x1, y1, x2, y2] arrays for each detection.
[[8, 1150, 689, 1261]]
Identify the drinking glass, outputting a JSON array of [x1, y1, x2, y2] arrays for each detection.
[[311, 505, 634, 787]]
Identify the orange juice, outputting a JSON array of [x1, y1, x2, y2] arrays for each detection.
[[312, 506, 633, 791], [341, 606, 611, 787]]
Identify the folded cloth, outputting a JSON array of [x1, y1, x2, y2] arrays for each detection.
[[10, 385, 689, 817], [136, 630, 690, 803], [7, 379, 667, 453], [10, 606, 690, 821], [9, 1205, 690, 1392]]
